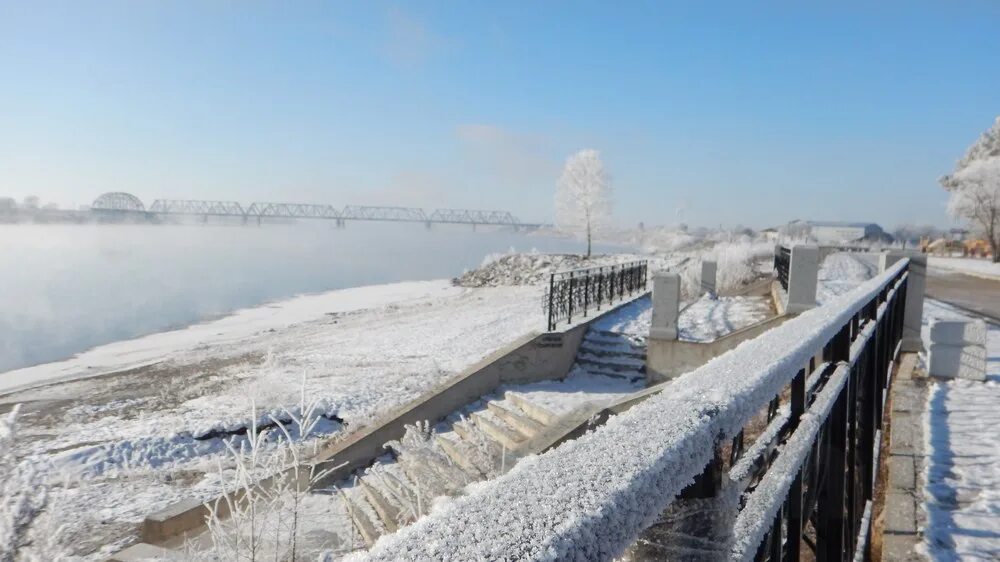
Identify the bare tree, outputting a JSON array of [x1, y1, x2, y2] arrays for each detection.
[[555, 149, 612, 258], [946, 157, 1000, 263]]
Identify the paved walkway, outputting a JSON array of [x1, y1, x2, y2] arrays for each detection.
[[883, 270, 1000, 561], [925, 267, 1000, 320]]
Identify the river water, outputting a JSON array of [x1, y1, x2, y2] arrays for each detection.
[[0, 222, 621, 374]]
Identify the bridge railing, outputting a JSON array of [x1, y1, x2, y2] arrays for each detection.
[[543, 260, 648, 331], [356, 259, 910, 562], [774, 245, 791, 290]]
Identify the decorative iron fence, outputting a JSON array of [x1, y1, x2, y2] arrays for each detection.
[[774, 245, 791, 290], [544, 261, 648, 331]]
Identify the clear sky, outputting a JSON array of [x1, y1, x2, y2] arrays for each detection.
[[1, 1, 998, 228]]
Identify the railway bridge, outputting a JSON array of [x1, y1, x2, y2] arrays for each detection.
[[90, 192, 547, 230]]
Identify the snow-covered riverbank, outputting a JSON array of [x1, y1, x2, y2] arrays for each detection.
[[2, 280, 548, 558]]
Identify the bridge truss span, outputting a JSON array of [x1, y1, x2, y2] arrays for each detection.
[[428, 208, 520, 226], [148, 200, 246, 216], [246, 202, 341, 219], [92, 192, 546, 228], [340, 205, 428, 222]]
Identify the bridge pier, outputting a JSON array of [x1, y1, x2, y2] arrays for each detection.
[[425, 221, 432, 230]]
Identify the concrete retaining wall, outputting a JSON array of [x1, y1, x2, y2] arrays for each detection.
[[646, 314, 790, 384], [139, 290, 649, 545]]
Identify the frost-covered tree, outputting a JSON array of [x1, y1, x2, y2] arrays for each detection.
[[555, 149, 612, 258], [946, 157, 1000, 262], [940, 117, 1000, 189]]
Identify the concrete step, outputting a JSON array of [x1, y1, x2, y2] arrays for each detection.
[[359, 479, 402, 533], [576, 356, 646, 374], [577, 342, 646, 361], [471, 411, 525, 450], [505, 392, 559, 426], [339, 489, 381, 548], [451, 418, 480, 443], [487, 401, 544, 438], [582, 368, 645, 383], [436, 434, 486, 477], [582, 334, 646, 353], [367, 469, 419, 524], [576, 351, 646, 370]]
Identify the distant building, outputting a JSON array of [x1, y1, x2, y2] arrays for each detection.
[[805, 221, 890, 244]]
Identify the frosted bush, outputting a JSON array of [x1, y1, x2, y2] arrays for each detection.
[[0, 405, 67, 562]]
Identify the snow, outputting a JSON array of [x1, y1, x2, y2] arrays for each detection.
[[1, 281, 550, 559], [504, 370, 643, 417], [0, 280, 460, 396], [920, 299, 1000, 560], [678, 295, 772, 342], [928, 257, 1000, 280], [348, 261, 909, 562], [816, 253, 879, 305], [580, 292, 773, 344]]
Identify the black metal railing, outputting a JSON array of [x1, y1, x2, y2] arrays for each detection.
[[543, 261, 648, 331], [775, 245, 791, 290], [710, 260, 908, 562]]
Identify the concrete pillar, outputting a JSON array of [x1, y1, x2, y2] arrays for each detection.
[[649, 273, 680, 341], [925, 319, 986, 380], [786, 244, 819, 314], [700, 260, 717, 295], [880, 251, 926, 352]]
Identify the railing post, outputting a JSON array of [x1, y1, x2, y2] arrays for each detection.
[[701, 259, 717, 295], [547, 273, 555, 331], [786, 368, 807, 560], [880, 253, 923, 352], [787, 244, 819, 314], [568, 272, 575, 324]]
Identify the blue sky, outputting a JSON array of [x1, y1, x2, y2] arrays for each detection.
[[1, 1, 998, 228]]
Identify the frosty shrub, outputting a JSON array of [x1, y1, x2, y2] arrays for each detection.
[[0, 405, 67, 562], [680, 241, 774, 298], [188, 380, 338, 562]]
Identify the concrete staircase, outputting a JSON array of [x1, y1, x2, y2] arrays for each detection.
[[318, 327, 648, 550], [323, 392, 559, 547], [574, 329, 647, 383]]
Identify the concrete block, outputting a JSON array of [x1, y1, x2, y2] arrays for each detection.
[[649, 273, 680, 341], [881, 251, 927, 351], [888, 454, 916, 491], [928, 319, 987, 346], [786, 244, 818, 314], [881, 534, 924, 561], [883, 491, 918, 534], [107, 542, 184, 561], [890, 415, 920, 454], [926, 342, 987, 381], [700, 260, 717, 295]]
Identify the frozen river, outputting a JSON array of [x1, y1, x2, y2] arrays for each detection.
[[0, 222, 618, 374]]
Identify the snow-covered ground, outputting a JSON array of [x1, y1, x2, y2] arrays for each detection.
[[928, 256, 1000, 280], [920, 300, 1000, 560], [678, 295, 772, 342], [0, 280, 460, 395], [816, 253, 880, 304], [1, 280, 548, 558]]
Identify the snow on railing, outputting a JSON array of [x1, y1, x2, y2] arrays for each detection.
[[349, 259, 910, 562]]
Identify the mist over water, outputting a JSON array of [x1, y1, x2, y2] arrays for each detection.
[[0, 222, 625, 374]]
